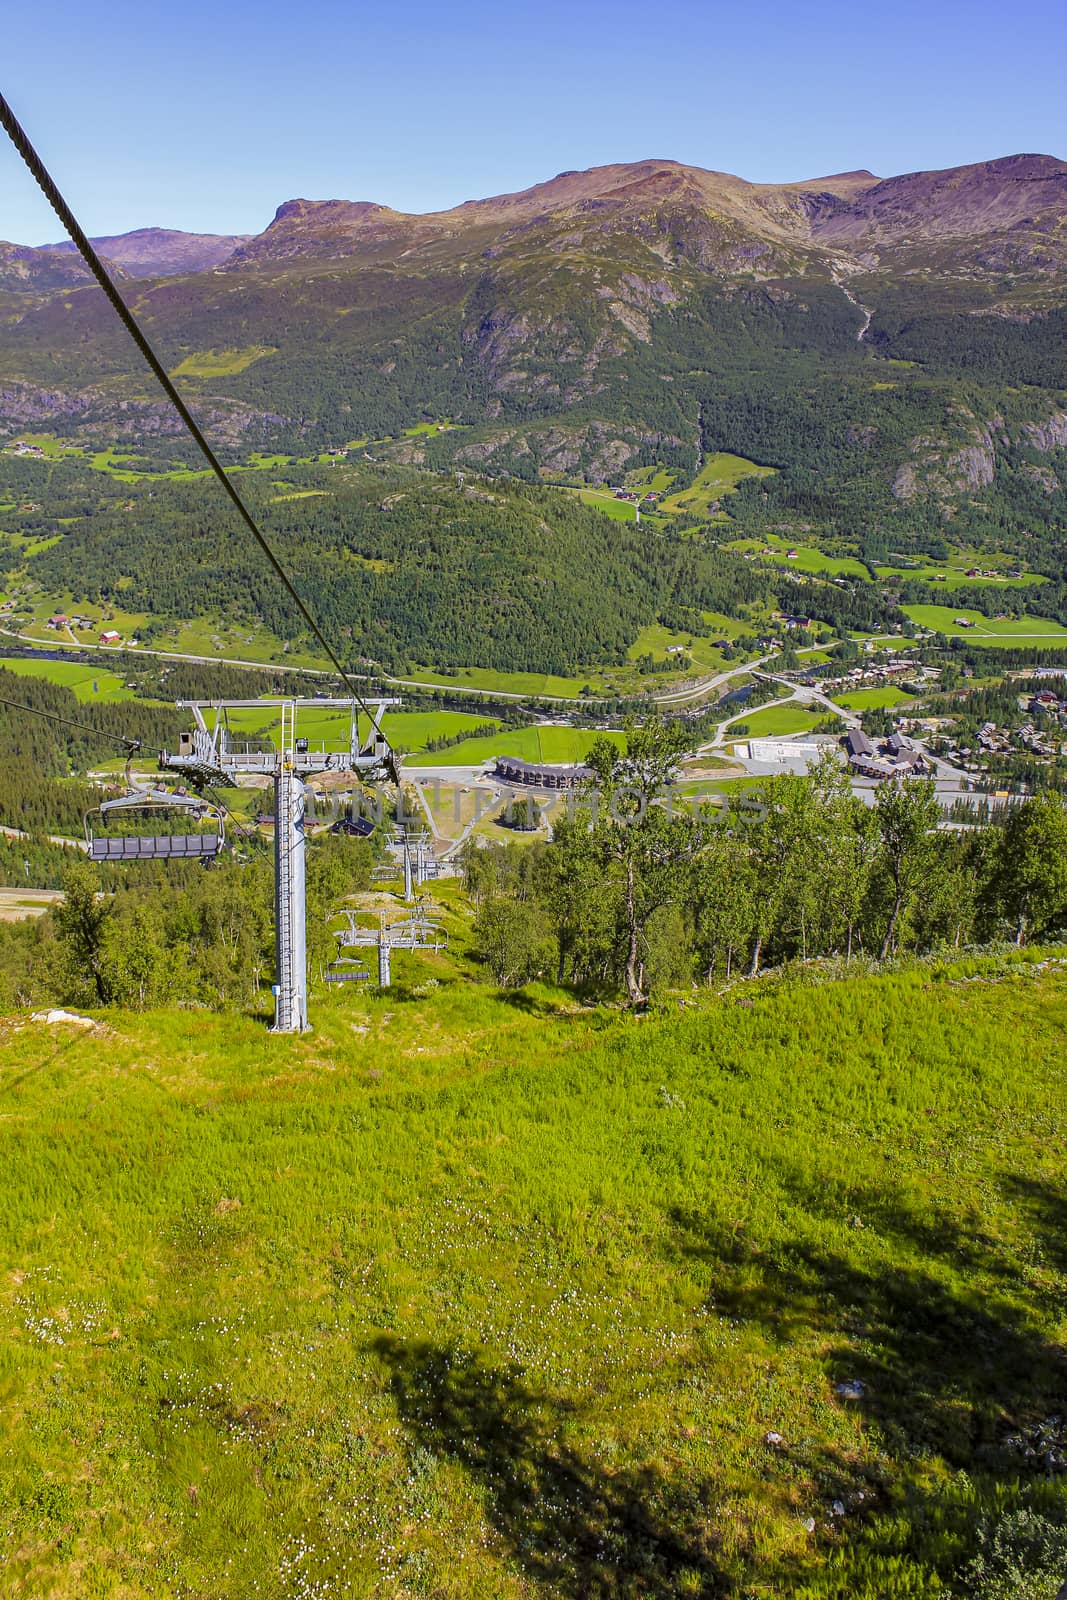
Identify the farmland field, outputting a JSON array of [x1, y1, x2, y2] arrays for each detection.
[[625, 623, 732, 674], [401, 665, 592, 700], [903, 604, 1067, 642], [171, 346, 276, 377], [212, 711, 620, 768], [416, 724, 624, 768], [732, 536, 870, 580], [0, 656, 143, 703], [658, 452, 776, 516], [875, 563, 1047, 590], [220, 706, 500, 753], [0, 955, 1063, 1596], [625, 465, 676, 493], [567, 487, 666, 528], [401, 420, 464, 437]]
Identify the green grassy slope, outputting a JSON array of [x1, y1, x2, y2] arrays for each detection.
[[1, 956, 1064, 1597], [0, 657, 140, 703], [904, 604, 1067, 642]]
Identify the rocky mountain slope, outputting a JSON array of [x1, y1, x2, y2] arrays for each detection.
[[0, 240, 127, 293]]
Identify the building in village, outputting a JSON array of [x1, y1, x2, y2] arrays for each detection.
[[493, 756, 590, 791], [844, 727, 929, 780]]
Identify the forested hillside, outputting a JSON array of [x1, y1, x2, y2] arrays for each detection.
[[2, 457, 785, 672]]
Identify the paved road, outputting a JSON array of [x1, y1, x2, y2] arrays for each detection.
[[0, 627, 334, 681], [0, 629, 817, 711], [1, 822, 88, 853]]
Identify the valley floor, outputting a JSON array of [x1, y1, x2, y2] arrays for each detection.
[[0, 955, 1065, 1597]]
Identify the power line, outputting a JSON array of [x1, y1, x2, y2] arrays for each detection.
[[0, 89, 380, 722]]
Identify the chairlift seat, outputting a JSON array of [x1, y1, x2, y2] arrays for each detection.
[[89, 833, 223, 862], [86, 768, 225, 862], [325, 963, 371, 983]]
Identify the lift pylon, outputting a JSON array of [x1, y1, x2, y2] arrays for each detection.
[[328, 902, 448, 990], [160, 697, 400, 1032]]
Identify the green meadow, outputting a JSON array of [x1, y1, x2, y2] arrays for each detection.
[[204, 710, 621, 769], [834, 686, 917, 711], [401, 665, 591, 700], [729, 537, 870, 581], [568, 488, 667, 528], [875, 565, 1047, 590], [731, 701, 822, 738], [171, 346, 277, 378], [903, 605, 1067, 643], [401, 420, 464, 438], [0, 657, 144, 704], [0, 954, 1063, 1596], [416, 724, 625, 768], [220, 707, 500, 753], [658, 453, 776, 517], [625, 465, 676, 493], [625, 623, 732, 674]]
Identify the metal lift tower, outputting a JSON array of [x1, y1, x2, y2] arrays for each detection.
[[160, 698, 400, 1033]]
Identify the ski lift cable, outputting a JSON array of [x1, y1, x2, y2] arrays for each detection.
[[0, 692, 156, 753], [203, 783, 267, 854], [0, 90, 382, 724], [0, 692, 265, 854]]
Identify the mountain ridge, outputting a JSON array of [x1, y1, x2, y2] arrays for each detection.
[[209, 152, 1067, 276], [15, 151, 1065, 273], [44, 227, 253, 277]]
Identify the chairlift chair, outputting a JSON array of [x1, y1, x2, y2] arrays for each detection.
[[324, 955, 371, 984], [85, 765, 225, 863]]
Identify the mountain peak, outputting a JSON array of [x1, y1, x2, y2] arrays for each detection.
[[271, 199, 394, 224], [45, 227, 252, 277], [785, 168, 880, 190], [25, 152, 1066, 278], [815, 152, 1067, 247]]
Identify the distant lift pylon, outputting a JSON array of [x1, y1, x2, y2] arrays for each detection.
[[160, 697, 401, 1033]]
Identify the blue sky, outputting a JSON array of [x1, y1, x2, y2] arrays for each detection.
[[3, 0, 1065, 243]]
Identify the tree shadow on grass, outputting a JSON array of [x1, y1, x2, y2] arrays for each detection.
[[492, 988, 557, 1015], [373, 1335, 726, 1597], [1000, 1172, 1067, 1279], [668, 1179, 1067, 1473]]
